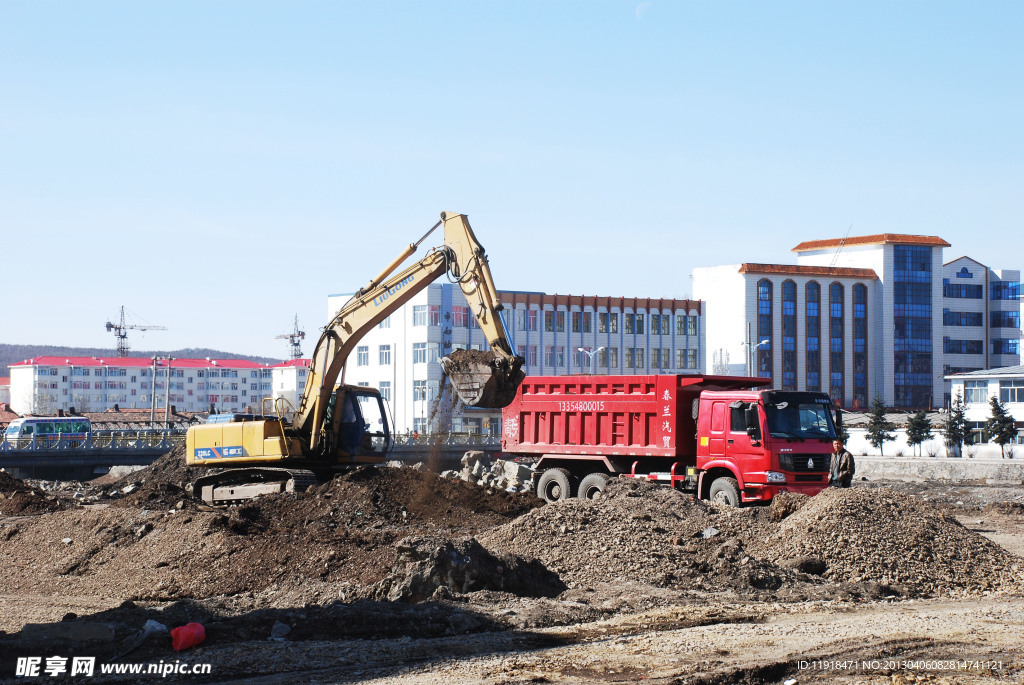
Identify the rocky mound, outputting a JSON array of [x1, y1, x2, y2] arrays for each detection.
[[479, 478, 814, 596], [0, 470, 72, 515], [752, 487, 1024, 598]]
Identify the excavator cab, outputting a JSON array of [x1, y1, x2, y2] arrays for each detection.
[[323, 386, 392, 460]]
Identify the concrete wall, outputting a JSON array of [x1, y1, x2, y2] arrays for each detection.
[[854, 454, 1024, 484]]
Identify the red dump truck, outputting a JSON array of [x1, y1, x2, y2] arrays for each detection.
[[500, 374, 839, 505]]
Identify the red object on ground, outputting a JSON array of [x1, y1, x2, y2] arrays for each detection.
[[170, 622, 206, 651]]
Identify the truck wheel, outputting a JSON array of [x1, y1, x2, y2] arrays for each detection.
[[709, 477, 741, 507], [578, 472, 611, 500], [537, 468, 574, 503]]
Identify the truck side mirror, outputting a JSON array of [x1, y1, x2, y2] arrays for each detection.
[[744, 405, 761, 442]]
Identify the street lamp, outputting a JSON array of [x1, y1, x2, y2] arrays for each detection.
[[577, 346, 606, 374], [741, 339, 770, 377]]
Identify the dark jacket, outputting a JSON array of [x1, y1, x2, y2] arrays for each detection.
[[829, 449, 855, 488]]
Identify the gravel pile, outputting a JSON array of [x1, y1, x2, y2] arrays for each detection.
[[0, 470, 72, 515], [479, 478, 815, 596], [752, 487, 1024, 597]]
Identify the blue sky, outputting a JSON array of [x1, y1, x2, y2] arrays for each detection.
[[2, 1, 1021, 359]]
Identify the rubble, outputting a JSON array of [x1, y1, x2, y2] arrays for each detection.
[[442, 451, 534, 492]]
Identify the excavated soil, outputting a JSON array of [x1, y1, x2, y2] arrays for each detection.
[[3, 457, 1024, 682], [0, 470, 71, 515], [752, 486, 1024, 597]]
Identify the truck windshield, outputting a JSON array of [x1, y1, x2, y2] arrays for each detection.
[[764, 400, 836, 440]]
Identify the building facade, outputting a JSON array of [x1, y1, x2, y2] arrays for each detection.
[[328, 284, 705, 434], [947, 365, 1024, 447], [7, 357, 277, 416], [694, 234, 1020, 410]]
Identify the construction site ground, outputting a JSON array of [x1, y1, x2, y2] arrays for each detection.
[[2, 450, 1024, 684]]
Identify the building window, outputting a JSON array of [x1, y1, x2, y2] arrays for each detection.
[[412, 343, 427, 363], [379, 345, 391, 365], [944, 310, 984, 326], [609, 347, 619, 368], [378, 316, 391, 329], [853, 283, 868, 409], [635, 347, 645, 369], [357, 346, 369, 366], [651, 314, 662, 336], [625, 313, 634, 334], [544, 346, 555, 366], [556, 346, 565, 367], [964, 380, 987, 404], [661, 347, 671, 369], [572, 311, 582, 333], [829, 282, 844, 404], [625, 348, 634, 369], [992, 339, 1021, 355], [429, 305, 441, 326], [944, 338, 984, 355], [583, 311, 592, 333], [526, 310, 537, 331], [528, 346, 538, 366], [379, 381, 391, 402], [413, 380, 427, 401], [991, 311, 1021, 328], [782, 280, 797, 391], [453, 306, 468, 327], [635, 314, 645, 335], [999, 380, 1024, 404], [651, 348, 661, 369], [757, 279, 773, 379], [991, 281, 1021, 301], [413, 306, 427, 326], [806, 281, 821, 392], [943, 279, 983, 299], [544, 311, 555, 332]]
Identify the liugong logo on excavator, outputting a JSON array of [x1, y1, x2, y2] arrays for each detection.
[[373, 275, 415, 306]]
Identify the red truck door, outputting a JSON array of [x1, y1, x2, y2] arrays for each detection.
[[725, 403, 766, 476], [707, 401, 727, 457]]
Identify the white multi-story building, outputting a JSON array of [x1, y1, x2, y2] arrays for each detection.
[[269, 358, 310, 414], [327, 284, 705, 435], [941, 258, 1021, 405], [947, 365, 1024, 446], [694, 234, 1020, 411], [7, 356, 277, 416]]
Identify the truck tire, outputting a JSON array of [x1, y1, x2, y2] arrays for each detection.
[[578, 472, 611, 500], [537, 468, 574, 503], [709, 477, 741, 507]]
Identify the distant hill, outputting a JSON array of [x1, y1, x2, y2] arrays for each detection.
[[0, 344, 283, 373]]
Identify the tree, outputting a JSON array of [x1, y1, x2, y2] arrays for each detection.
[[984, 396, 1017, 458], [905, 410, 934, 457], [944, 393, 966, 458], [865, 396, 896, 455]]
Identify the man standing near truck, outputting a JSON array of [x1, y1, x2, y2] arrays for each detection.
[[829, 439, 855, 488]]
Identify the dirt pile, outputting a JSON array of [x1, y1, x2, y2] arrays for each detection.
[[753, 487, 1024, 597], [371, 536, 565, 602], [0, 470, 73, 515], [479, 478, 814, 597], [0, 465, 542, 609]]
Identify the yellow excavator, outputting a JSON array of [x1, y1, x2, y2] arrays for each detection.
[[185, 211, 526, 504]]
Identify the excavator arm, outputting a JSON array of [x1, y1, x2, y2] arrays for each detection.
[[293, 211, 525, 453]]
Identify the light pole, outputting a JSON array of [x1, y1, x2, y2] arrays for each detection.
[[742, 339, 770, 377], [577, 346, 606, 374]]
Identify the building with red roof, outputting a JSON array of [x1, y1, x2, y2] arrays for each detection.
[[7, 356, 282, 416], [694, 233, 1019, 410]]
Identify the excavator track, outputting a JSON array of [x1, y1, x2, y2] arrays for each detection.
[[192, 467, 320, 506]]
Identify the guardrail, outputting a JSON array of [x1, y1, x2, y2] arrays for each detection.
[[0, 429, 186, 453], [390, 432, 500, 448]]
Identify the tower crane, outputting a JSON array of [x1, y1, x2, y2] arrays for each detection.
[[276, 315, 306, 359], [105, 306, 167, 357]]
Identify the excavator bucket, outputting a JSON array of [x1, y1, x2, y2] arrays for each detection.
[[440, 349, 526, 408]]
